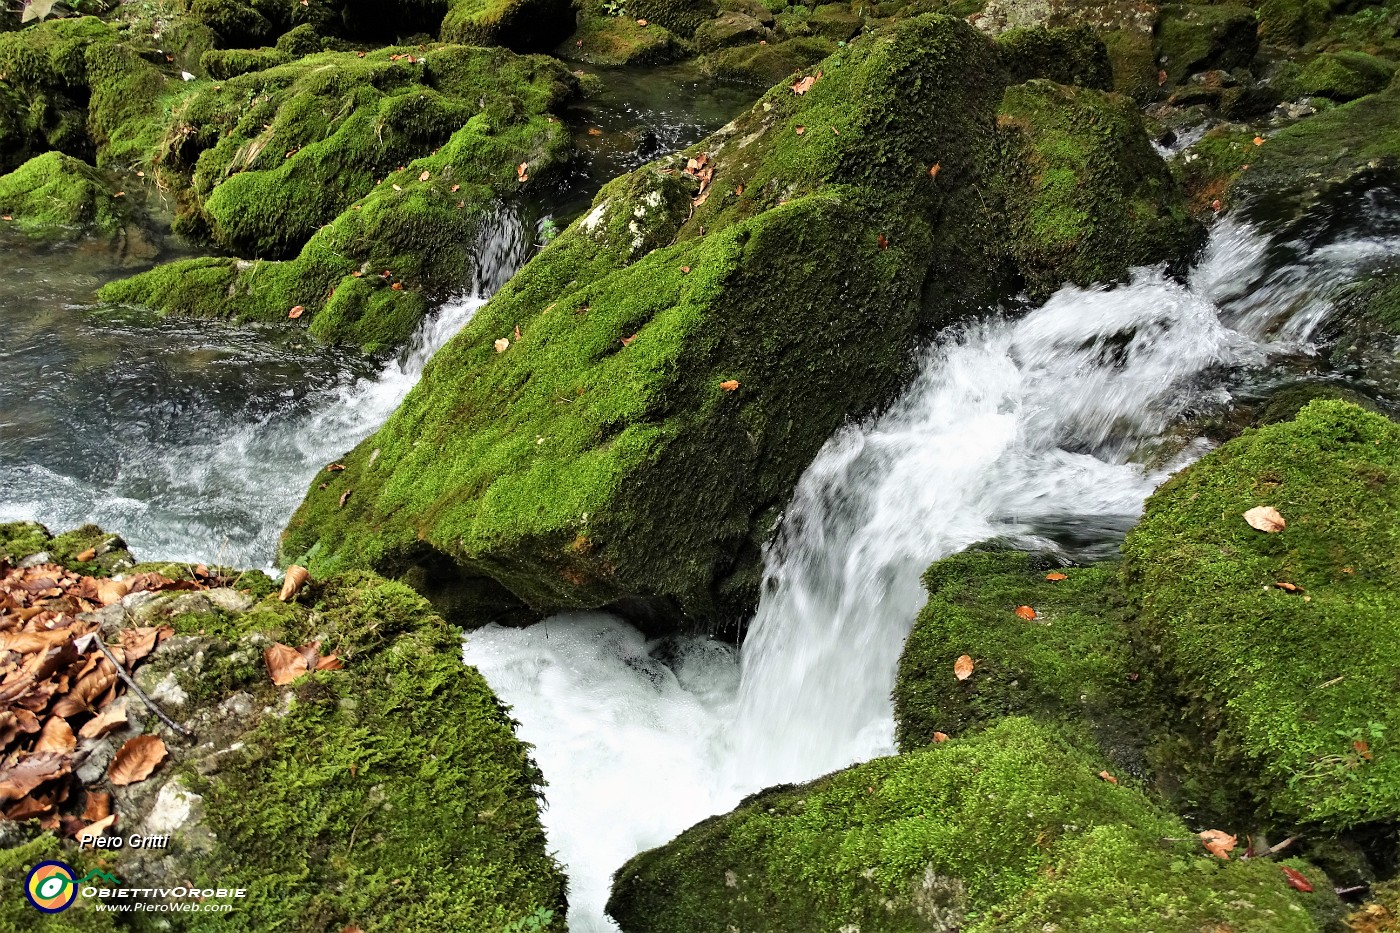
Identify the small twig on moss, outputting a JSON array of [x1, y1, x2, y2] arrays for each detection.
[[1266, 835, 1298, 856], [89, 635, 195, 741]]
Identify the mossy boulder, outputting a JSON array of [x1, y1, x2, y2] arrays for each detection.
[[1155, 3, 1259, 85], [440, 0, 577, 52], [1290, 49, 1399, 102], [893, 549, 1153, 770], [0, 553, 565, 931], [0, 151, 127, 241], [563, 12, 685, 66], [280, 15, 1200, 631], [996, 79, 1200, 297], [200, 45, 293, 78], [1122, 400, 1400, 829], [628, 0, 722, 36], [607, 717, 1338, 932], [0, 521, 134, 574], [97, 45, 578, 353], [996, 25, 1115, 90], [699, 35, 836, 83]]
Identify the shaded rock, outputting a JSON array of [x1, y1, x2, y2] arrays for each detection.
[[1155, 3, 1259, 86]]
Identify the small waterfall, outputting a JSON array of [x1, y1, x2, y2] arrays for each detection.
[[464, 212, 1400, 932], [0, 207, 531, 568]]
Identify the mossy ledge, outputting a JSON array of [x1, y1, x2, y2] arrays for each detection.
[[280, 14, 1199, 635], [0, 527, 565, 932], [607, 717, 1338, 933]]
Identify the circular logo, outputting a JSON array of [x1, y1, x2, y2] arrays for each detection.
[[25, 860, 77, 913]]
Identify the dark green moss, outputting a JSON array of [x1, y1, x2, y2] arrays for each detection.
[[0, 521, 133, 574], [996, 25, 1114, 90], [563, 11, 686, 66], [608, 717, 1337, 932], [699, 36, 835, 83], [0, 151, 126, 240], [200, 46, 292, 79], [996, 79, 1202, 298], [1289, 50, 1398, 102], [440, 0, 576, 51], [1122, 400, 1400, 829], [1155, 4, 1260, 86]]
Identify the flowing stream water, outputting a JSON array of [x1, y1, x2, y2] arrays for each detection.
[[4, 95, 1400, 930], [463, 200, 1400, 930]]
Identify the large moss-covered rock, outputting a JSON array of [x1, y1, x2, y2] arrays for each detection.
[[280, 15, 1198, 631], [0, 17, 111, 172], [893, 548, 1152, 768], [607, 717, 1337, 932], [0, 531, 565, 932], [1155, 3, 1259, 85], [996, 25, 1114, 90], [1289, 49, 1398, 102], [98, 45, 577, 353], [440, 0, 577, 51], [0, 151, 127, 241], [1122, 400, 1400, 829], [996, 79, 1200, 297], [564, 11, 686, 66]]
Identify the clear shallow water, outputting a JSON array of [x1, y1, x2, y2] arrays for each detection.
[[465, 206, 1400, 932]]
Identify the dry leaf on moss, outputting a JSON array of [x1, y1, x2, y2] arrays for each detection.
[[265, 643, 309, 687], [1199, 829, 1237, 859], [1243, 506, 1286, 533], [953, 655, 974, 681], [279, 566, 308, 602], [1014, 605, 1036, 621]]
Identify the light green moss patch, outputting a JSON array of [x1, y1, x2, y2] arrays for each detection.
[[1122, 400, 1400, 829], [608, 717, 1337, 932], [0, 151, 126, 240], [441, 0, 576, 51]]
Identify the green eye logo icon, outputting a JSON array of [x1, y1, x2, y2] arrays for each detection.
[[25, 861, 77, 912]]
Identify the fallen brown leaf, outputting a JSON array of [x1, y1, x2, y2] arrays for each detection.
[[1098, 770, 1118, 785], [78, 701, 129, 740], [288, 306, 305, 319], [1199, 829, 1237, 859], [1014, 605, 1037, 621], [929, 162, 941, 179], [265, 643, 309, 686], [279, 566, 309, 602], [1281, 866, 1313, 892], [720, 379, 740, 392], [1243, 506, 1286, 533], [0, 753, 71, 802], [108, 735, 167, 787], [75, 548, 96, 562], [932, 732, 949, 743], [51, 662, 117, 718], [419, 171, 430, 181], [76, 812, 117, 844], [954, 654, 974, 681], [517, 162, 529, 183], [494, 337, 510, 353], [34, 717, 75, 754], [1045, 572, 1068, 582], [339, 489, 352, 508], [791, 75, 816, 95], [1274, 581, 1303, 593], [82, 789, 111, 822]]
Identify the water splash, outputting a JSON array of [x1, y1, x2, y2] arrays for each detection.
[[464, 212, 1400, 931], [0, 208, 530, 568]]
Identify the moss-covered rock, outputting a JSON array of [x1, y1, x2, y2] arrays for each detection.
[[1289, 49, 1399, 102], [699, 35, 835, 83], [1122, 400, 1400, 829], [0, 151, 127, 241], [440, 0, 577, 52], [0, 521, 134, 574], [0, 551, 566, 931], [279, 15, 1199, 631], [607, 717, 1338, 932], [562, 11, 686, 66], [627, 0, 721, 37], [200, 45, 292, 78], [97, 45, 578, 352], [996, 25, 1114, 90], [893, 549, 1153, 767], [1155, 3, 1260, 85], [995, 79, 1200, 297]]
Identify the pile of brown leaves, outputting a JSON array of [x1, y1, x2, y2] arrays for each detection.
[[0, 561, 221, 837]]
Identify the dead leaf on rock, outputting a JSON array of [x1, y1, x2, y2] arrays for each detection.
[[587, 127, 603, 137], [316, 652, 343, 672], [954, 654, 974, 681], [517, 162, 529, 183], [82, 790, 111, 822], [119, 627, 172, 666], [79, 701, 129, 740], [288, 306, 305, 319], [1199, 829, 1237, 859], [279, 566, 308, 602], [1244, 506, 1286, 533], [75, 548, 96, 562], [327, 463, 346, 472], [1014, 605, 1037, 621], [929, 162, 941, 179], [51, 662, 117, 718], [108, 735, 167, 787], [0, 753, 71, 802], [419, 171, 430, 181], [265, 643, 309, 686], [76, 813, 117, 844]]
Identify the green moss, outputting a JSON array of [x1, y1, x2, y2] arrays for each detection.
[[607, 717, 1336, 932], [625, 0, 721, 36], [0, 834, 121, 932], [0, 521, 133, 574], [893, 549, 1153, 766], [0, 151, 126, 240], [700, 35, 835, 83], [996, 79, 1201, 298], [0, 520, 53, 562], [1122, 400, 1400, 829], [99, 45, 578, 352], [1174, 123, 1257, 215], [1155, 3, 1260, 85], [563, 11, 685, 66], [440, 0, 576, 51], [180, 571, 566, 932], [996, 26, 1114, 90], [281, 15, 1019, 629], [201, 45, 292, 79], [1102, 27, 1159, 101], [1291, 50, 1398, 102]]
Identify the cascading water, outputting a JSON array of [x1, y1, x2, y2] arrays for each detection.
[[463, 211, 1400, 932], [0, 207, 530, 567]]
